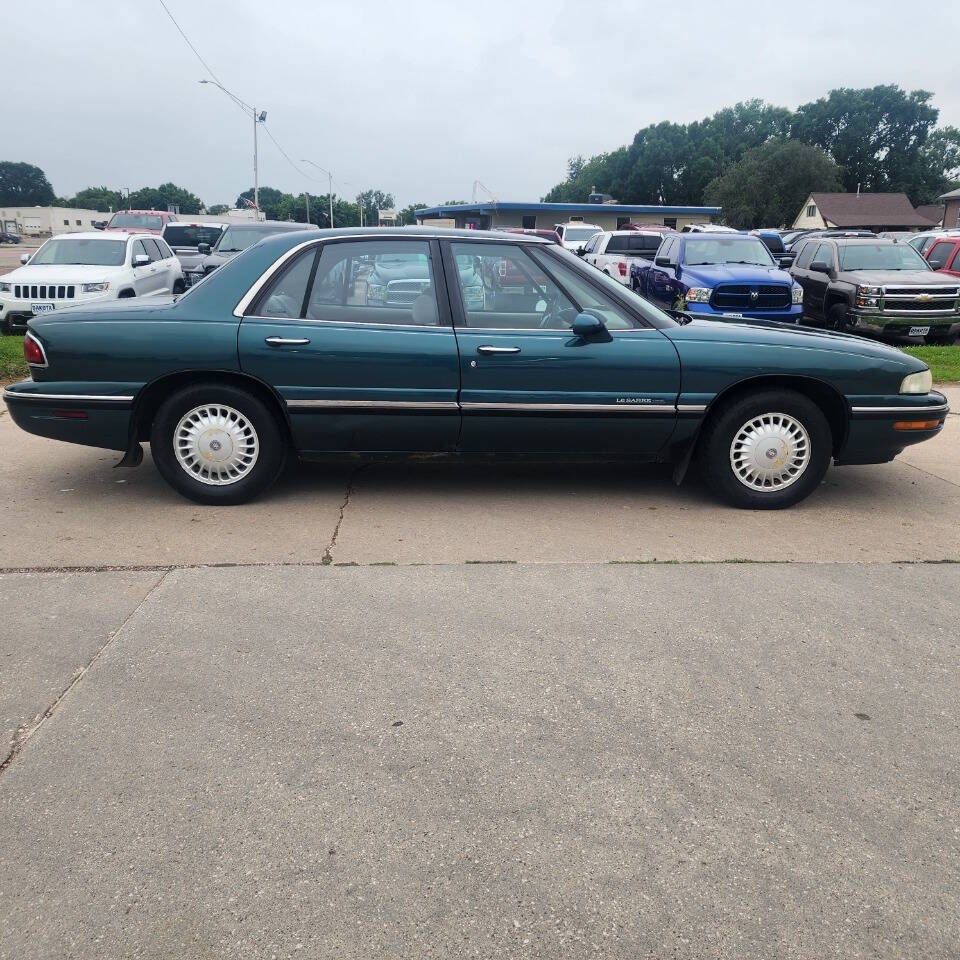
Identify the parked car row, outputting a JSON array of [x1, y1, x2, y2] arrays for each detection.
[[3, 227, 947, 513]]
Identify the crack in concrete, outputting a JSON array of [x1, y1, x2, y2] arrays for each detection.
[[0, 570, 170, 778], [321, 464, 368, 566]]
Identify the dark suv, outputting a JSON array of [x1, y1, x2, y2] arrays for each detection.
[[187, 220, 312, 287], [790, 237, 960, 343]]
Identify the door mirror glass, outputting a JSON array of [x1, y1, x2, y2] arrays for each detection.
[[810, 260, 830, 274], [654, 256, 671, 267], [133, 254, 150, 267], [197, 242, 211, 255], [571, 312, 606, 337]]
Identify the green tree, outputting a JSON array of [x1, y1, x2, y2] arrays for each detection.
[[68, 186, 124, 212], [790, 85, 952, 202], [126, 182, 202, 214], [207, 203, 230, 215], [0, 161, 56, 206], [398, 202, 427, 225], [236, 186, 288, 220], [356, 189, 395, 225], [703, 140, 843, 229]]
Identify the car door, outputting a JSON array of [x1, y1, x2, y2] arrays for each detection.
[[239, 237, 461, 455], [945, 243, 960, 279], [153, 237, 182, 291], [443, 239, 680, 455], [645, 237, 678, 308], [926, 240, 956, 275], [131, 239, 162, 296], [803, 242, 834, 319]]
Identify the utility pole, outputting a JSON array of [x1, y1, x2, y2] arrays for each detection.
[[304, 191, 310, 225], [301, 159, 335, 228], [200, 80, 266, 220]]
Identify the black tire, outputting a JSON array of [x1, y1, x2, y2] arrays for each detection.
[[172, 278, 186, 295], [826, 302, 849, 333], [927, 332, 959, 345], [699, 389, 832, 509], [150, 383, 288, 505]]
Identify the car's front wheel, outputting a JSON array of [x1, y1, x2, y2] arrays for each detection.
[[150, 383, 288, 505], [699, 390, 832, 509]]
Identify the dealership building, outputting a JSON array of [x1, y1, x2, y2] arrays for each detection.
[[414, 201, 722, 232]]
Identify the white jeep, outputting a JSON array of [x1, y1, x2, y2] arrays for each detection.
[[0, 232, 184, 334]]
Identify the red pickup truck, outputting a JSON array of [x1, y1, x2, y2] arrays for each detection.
[[925, 236, 960, 277]]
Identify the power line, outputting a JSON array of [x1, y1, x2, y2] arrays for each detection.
[[157, 0, 224, 87]]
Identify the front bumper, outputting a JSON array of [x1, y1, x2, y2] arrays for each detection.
[[835, 393, 949, 465], [849, 309, 960, 338], [3, 380, 135, 451], [686, 302, 804, 323], [0, 292, 114, 331]]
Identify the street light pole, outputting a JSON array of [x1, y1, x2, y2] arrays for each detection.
[[200, 80, 265, 219], [301, 159, 335, 228]]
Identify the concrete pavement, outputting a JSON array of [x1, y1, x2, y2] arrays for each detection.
[[1, 563, 958, 959]]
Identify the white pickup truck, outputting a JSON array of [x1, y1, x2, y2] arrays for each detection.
[[580, 230, 665, 285]]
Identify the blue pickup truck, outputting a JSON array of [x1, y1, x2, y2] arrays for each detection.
[[629, 233, 804, 322]]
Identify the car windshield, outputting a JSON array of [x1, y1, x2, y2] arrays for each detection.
[[563, 228, 601, 242], [839, 243, 930, 271], [684, 237, 774, 267], [109, 213, 163, 229], [216, 227, 275, 253], [30, 238, 126, 266], [163, 225, 224, 248]]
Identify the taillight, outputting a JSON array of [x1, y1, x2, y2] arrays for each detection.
[[23, 333, 46, 366], [618, 262, 627, 277]]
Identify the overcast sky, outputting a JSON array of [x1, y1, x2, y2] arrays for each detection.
[[9, 0, 959, 209]]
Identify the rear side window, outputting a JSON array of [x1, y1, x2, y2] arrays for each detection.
[[254, 249, 318, 318], [927, 241, 954, 270]]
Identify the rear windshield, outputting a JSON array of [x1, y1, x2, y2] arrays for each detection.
[[756, 233, 785, 254], [683, 237, 774, 267], [563, 227, 601, 242], [109, 213, 163, 230], [838, 243, 929, 271], [31, 237, 126, 266], [606, 234, 662, 254], [162, 224, 224, 248]]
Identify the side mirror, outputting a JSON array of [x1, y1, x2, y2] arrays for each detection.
[[654, 256, 671, 267], [132, 254, 150, 267], [570, 312, 606, 338], [810, 260, 831, 274], [20, 253, 30, 265], [93, 222, 105, 230], [197, 242, 211, 255], [575, 246, 586, 257]]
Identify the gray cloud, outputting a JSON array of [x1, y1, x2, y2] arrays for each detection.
[[9, 0, 959, 208]]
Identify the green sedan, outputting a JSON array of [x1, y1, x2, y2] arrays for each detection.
[[3, 227, 949, 509]]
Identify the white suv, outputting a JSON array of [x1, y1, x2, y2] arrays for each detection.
[[0, 232, 184, 333], [554, 222, 603, 252]]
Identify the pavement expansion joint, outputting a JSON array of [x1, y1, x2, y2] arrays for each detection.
[[0, 570, 169, 778]]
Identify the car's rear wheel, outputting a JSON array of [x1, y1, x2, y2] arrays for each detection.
[[150, 383, 287, 505], [699, 389, 832, 509]]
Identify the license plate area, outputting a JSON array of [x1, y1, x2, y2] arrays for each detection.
[[908, 325, 930, 337], [30, 302, 55, 314]]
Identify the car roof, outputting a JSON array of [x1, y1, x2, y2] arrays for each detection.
[[164, 221, 227, 229], [41, 231, 147, 242], [223, 220, 313, 231], [819, 237, 895, 246], [608, 229, 663, 237]]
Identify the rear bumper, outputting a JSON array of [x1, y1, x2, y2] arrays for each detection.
[[835, 395, 949, 465], [3, 380, 134, 451]]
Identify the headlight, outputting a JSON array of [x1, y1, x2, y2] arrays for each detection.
[[0, 282, 10, 293], [81, 282, 109, 293], [900, 369, 933, 394], [857, 285, 882, 297], [684, 287, 712, 303], [791, 283, 803, 304]]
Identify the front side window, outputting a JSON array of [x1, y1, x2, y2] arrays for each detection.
[[812, 243, 833, 267], [926, 242, 953, 271], [838, 243, 929, 271], [31, 237, 126, 266], [133, 240, 149, 263], [305, 240, 439, 325], [794, 240, 815, 269]]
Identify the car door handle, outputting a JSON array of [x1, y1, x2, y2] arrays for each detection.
[[265, 336, 310, 346], [477, 345, 520, 355]]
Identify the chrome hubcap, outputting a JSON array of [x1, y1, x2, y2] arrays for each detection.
[[173, 404, 259, 486], [730, 412, 811, 491]]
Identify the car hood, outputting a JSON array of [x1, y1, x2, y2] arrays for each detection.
[[1, 263, 126, 284], [841, 269, 959, 287], [680, 263, 793, 286], [663, 316, 926, 368]]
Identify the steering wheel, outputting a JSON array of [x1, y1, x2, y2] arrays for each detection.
[[537, 295, 576, 329]]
